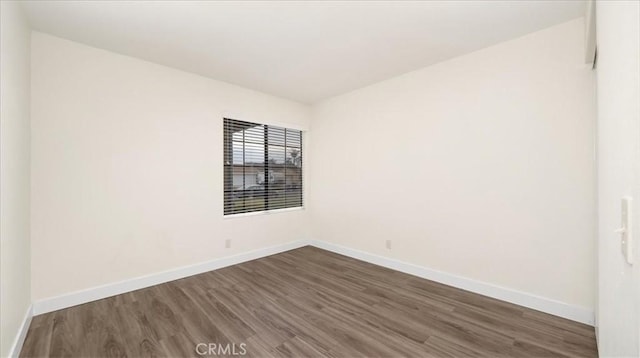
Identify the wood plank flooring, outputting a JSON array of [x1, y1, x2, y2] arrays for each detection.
[[21, 246, 597, 357]]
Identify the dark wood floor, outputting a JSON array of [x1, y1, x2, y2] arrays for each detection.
[[21, 246, 597, 357]]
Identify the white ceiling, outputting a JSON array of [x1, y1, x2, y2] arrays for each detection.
[[22, 1, 586, 104]]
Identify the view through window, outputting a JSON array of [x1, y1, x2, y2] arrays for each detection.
[[224, 118, 303, 215]]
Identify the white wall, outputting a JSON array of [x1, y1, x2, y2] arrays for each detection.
[[595, 0, 640, 356], [30, 33, 312, 301], [0, 1, 32, 357], [310, 19, 596, 311]]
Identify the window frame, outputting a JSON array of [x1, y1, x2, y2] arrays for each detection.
[[223, 118, 304, 217]]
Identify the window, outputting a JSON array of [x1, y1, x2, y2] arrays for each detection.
[[224, 118, 303, 215]]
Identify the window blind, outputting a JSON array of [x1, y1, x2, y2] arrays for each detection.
[[223, 118, 303, 215]]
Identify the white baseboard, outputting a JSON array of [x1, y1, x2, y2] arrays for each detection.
[[32, 240, 310, 315], [32, 238, 594, 327], [309, 240, 594, 326], [8, 304, 33, 358]]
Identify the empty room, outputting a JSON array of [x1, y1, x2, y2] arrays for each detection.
[[1, 0, 639, 357]]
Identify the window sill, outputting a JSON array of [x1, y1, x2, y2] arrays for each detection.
[[223, 206, 305, 219]]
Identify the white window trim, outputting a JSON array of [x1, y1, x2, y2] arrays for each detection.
[[223, 206, 305, 219]]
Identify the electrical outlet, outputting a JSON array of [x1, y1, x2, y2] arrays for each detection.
[[386, 240, 391, 250], [225, 239, 231, 249]]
